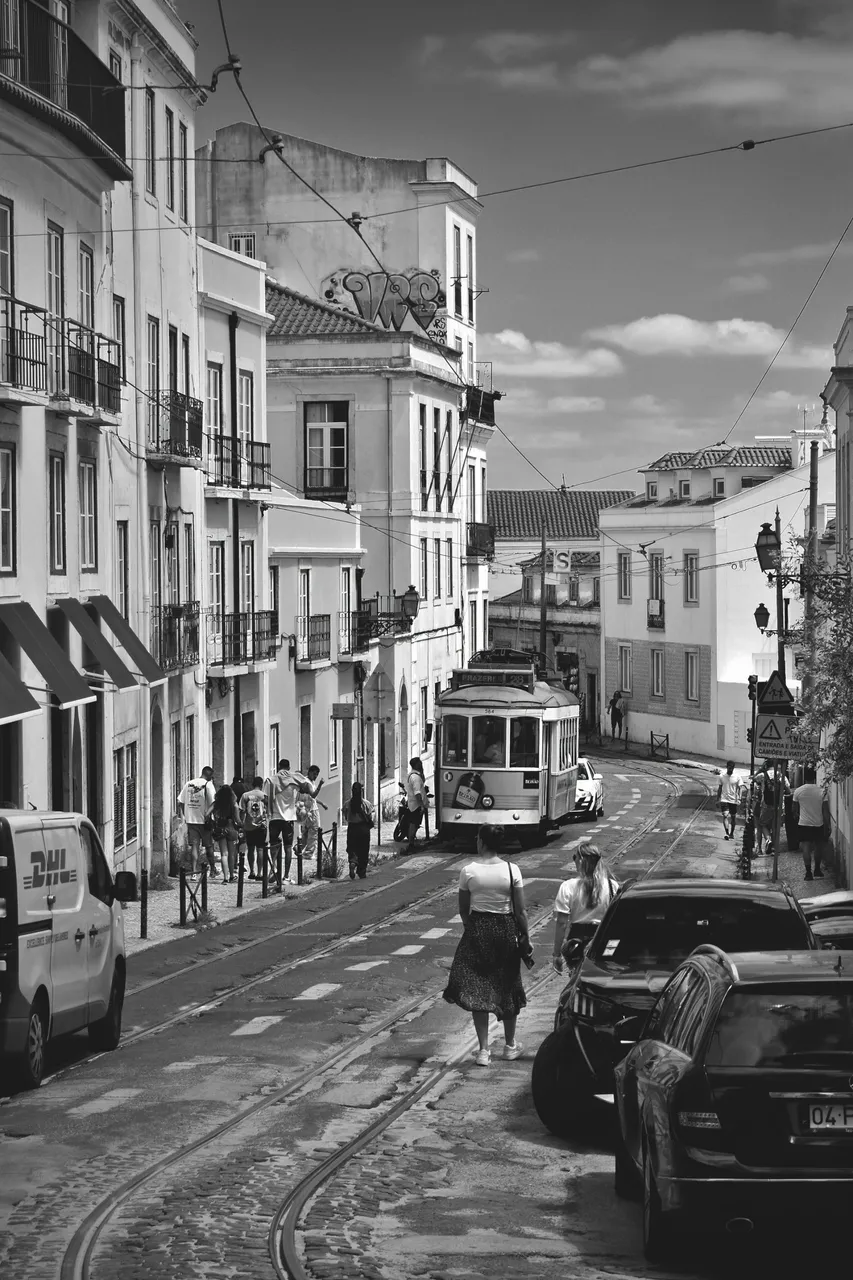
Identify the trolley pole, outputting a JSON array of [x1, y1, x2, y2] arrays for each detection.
[[538, 524, 547, 672]]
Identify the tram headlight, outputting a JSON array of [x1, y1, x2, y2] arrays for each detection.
[[481, 794, 494, 810], [512, 812, 520, 821], [443, 771, 452, 782]]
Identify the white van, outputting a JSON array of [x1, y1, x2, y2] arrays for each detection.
[[0, 811, 136, 1089]]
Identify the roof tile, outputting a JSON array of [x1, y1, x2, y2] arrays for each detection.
[[265, 281, 387, 339], [488, 489, 634, 540], [646, 445, 791, 471]]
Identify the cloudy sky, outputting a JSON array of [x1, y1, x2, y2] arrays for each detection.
[[180, 0, 853, 491]]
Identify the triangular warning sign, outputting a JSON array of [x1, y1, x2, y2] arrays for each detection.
[[758, 719, 782, 740], [758, 670, 793, 708]]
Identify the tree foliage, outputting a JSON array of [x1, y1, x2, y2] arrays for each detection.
[[796, 557, 853, 782]]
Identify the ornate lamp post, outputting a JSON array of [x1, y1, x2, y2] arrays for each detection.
[[754, 512, 786, 881]]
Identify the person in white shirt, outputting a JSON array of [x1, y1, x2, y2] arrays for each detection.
[[405, 757, 427, 848], [442, 824, 531, 1067], [717, 761, 743, 841], [177, 766, 216, 875], [552, 841, 619, 971], [793, 766, 827, 881], [264, 759, 322, 884]]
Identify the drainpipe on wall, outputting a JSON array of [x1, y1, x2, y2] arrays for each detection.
[[229, 311, 241, 775], [130, 34, 151, 875]]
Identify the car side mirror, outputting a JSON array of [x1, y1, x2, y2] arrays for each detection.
[[113, 870, 137, 903], [593, 772, 602, 780], [611, 1013, 643, 1044], [562, 937, 585, 964], [820, 939, 838, 951]]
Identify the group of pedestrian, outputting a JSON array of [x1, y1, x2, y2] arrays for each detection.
[[176, 760, 325, 882], [717, 758, 829, 880]]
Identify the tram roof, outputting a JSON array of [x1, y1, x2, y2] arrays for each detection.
[[437, 681, 579, 711]]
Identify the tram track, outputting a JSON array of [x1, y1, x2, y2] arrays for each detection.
[[57, 765, 713, 1280]]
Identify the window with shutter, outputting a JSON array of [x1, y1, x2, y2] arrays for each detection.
[[113, 747, 124, 846], [125, 742, 138, 841]]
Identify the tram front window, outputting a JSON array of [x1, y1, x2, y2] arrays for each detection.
[[510, 717, 539, 768], [472, 717, 506, 766], [442, 715, 469, 766]]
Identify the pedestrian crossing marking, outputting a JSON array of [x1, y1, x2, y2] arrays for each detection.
[[345, 960, 389, 972], [294, 983, 342, 1001], [393, 945, 424, 955], [163, 1057, 226, 1072], [231, 1016, 284, 1035], [69, 1088, 141, 1117], [419, 928, 451, 939]]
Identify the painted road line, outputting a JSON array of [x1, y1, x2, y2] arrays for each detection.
[[68, 1088, 142, 1117], [614, 774, 630, 781], [294, 983, 342, 1001], [163, 1057, 227, 1073], [345, 960, 389, 972], [419, 928, 451, 939], [231, 1016, 285, 1035], [393, 944, 424, 956]]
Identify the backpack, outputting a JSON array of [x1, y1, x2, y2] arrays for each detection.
[[243, 793, 267, 830]]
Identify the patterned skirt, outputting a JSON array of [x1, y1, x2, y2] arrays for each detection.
[[442, 911, 527, 1022]]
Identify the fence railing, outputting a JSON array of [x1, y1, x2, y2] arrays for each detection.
[[205, 434, 271, 489], [148, 391, 204, 459], [206, 608, 278, 667], [337, 610, 372, 655], [151, 602, 200, 671], [0, 295, 122, 411], [295, 613, 331, 662]]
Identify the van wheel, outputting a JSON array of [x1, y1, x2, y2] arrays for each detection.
[[89, 970, 124, 1052], [19, 997, 48, 1090], [531, 1024, 590, 1138]]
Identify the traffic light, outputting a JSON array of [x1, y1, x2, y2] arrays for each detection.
[[747, 675, 758, 702], [746, 727, 753, 744]]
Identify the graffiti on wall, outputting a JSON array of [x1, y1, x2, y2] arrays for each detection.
[[322, 268, 447, 342]]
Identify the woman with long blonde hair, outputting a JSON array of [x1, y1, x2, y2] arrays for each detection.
[[551, 840, 619, 972]]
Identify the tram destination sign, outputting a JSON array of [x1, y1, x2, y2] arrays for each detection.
[[451, 668, 535, 693]]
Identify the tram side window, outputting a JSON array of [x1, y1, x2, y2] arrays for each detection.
[[509, 717, 539, 768], [443, 715, 469, 766], [559, 719, 570, 771], [472, 716, 506, 766]]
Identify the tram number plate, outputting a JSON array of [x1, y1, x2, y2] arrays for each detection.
[[523, 772, 539, 790]]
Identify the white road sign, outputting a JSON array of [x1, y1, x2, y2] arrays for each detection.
[[755, 713, 818, 761]]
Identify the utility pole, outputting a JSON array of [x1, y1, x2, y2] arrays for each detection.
[[802, 440, 820, 709], [772, 506, 786, 883], [539, 524, 547, 674]]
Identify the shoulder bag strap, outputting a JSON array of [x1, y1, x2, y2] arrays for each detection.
[[508, 863, 520, 926]]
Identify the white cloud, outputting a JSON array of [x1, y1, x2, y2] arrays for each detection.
[[480, 329, 624, 378], [587, 314, 829, 368], [738, 241, 853, 268], [723, 273, 770, 294], [626, 393, 676, 415], [506, 247, 541, 264], [572, 30, 853, 124], [472, 30, 575, 65], [467, 62, 563, 91], [418, 35, 446, 64], [547, 395, 605, 413]]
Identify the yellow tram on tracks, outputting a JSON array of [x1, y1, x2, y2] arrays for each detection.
[[434, 650, 580, 848]]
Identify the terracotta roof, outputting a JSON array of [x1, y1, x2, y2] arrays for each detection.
[[265, 281, 387, 338], [646, 446, 791, 471], [488, 489, 634, 540]]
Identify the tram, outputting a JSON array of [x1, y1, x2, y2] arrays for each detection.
[[434, 649, 580, 847]]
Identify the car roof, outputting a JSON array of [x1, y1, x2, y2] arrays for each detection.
[[800, 890, 853, 911], [722, 950, 853, 983], [621, 878, 792, 899]]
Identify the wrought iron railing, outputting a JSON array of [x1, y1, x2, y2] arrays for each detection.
[[349, 596, 413, 640], [0, 295, 121, 411], [152, 602, 200, 671], [0, 0, 127, 167], [206, 608, 278, 667], [304, 464, 347, 501], [295, 614, 331, 662], [465, 521, 496, 561], [465, 383, 499, 426], [148, 391, 204, 459], [205, 434, 271, 489], [338, 610, 372, 655]]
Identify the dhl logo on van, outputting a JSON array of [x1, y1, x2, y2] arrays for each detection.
[[22, 848, 77, 891]]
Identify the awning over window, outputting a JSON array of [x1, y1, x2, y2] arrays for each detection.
[[54, 598, 137, 692], [87, 595, 166, 685], [0, 601, 96, 709], [0, 650, 41, 725]]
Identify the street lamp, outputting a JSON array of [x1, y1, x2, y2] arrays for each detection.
[[754, 510, 787, 883], [753, 602, 770, 633], [399, 585, 420, 622], [754, 522, 781, 574]]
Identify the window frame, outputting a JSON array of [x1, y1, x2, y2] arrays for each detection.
[[108, 48, 122, 81], [48, 450, 65, 575], [446, 536, 453, 597], [442, 713, 469, 766], [419, 403, 428, 509], [238, 369, 254, 449], [112, 294, 126, 380], [645, 480, 658, 500], [617, 551, 632, 600], [78, 457, 97, 572], [304, 401, 348, 498], [684, 551, 699, 605], [433, 537, 441, 600], [228, 232, 257, 258], [433, 406, 442, 512], [453, 224, 462, 316], [649, 550, 665, 601], [0, 196, 13, 296], [116, 519, 129, 620], [78, 242, 94, 332], [178, 121, 188, 221], [466, 232, 474, 323], [420, 537, 428, 598], [164, 104, 175, 210], [183, 521, 195, 603], [679, 478, 691, 499], [0, 443, 16, 574], [685, 649, 699, 703], [617, 642, 632, 694], [146, 315, 160, 440], [144, 87, 156, 195], [651, 647, 665, 698], [206, 361, 222, 432], [713, 476, 725, 498]]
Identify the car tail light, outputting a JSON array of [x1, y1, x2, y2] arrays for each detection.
[[677, 1111, 721, 1130], [674, 1070, 726, 1146]]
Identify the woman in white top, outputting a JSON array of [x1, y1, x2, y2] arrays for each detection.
[[442, 824, 532, 1067], [551, 841, 619, 972]]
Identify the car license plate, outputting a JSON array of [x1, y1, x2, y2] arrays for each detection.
[[808, 1103, 853, 1130]]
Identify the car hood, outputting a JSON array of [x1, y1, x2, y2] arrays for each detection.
[[577, 958, 672, 1006]]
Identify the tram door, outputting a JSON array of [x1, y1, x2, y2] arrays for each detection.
[[547, 719, 571, 819]]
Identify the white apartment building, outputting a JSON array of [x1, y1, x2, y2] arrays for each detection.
[[599, 440, 835, 762]]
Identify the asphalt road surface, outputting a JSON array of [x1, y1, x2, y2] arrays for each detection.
[[0, 760, 826, 1279]]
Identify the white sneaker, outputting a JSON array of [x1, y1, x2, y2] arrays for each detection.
[[474, 1048, 491, 1067], [503, 1041, 523, 1060]]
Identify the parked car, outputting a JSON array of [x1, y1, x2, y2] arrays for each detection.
[[614, 946, 853, 1260], [801, 889, 853, 950], [531, 879, 817, 1138], [572, 757, 604, 820]]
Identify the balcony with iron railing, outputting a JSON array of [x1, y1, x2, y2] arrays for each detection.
[[148, 391, 204, 463], [0, 0, 130, 179], [345, 591, 419, 641], [295, 614, 331, 666], [304, 463, 347, 502], [337, 610, 372, 657], [0, 295, 121, 413], [205, 434, 272, 491], [206, 608, 279, 669], [465, 522, 496, 561], [464, 363, 501, 427], [151, 602, 200, 672]]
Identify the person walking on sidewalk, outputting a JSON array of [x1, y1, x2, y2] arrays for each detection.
[[793, 767, 828, 881], [297, 764, 324, 870], [752, 760, 790, 856], [443, 824, 530, 1067], [717, 761, 743, 841], [608, 691, 624, 740], [211, 784, 241, 881], [551, 841, 619, 972], [177, 766, 216, 876], [264, 759, 315, 884], [239, 777, 268, 880], [343, 781, 374, 879], [405, 757, 427, 849]]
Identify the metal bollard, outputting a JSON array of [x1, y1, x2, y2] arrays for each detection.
[[237, 847, 245, 907], [179, 867, 187, 927], [140, 866, 148, 940], [201, 863, 208, 913], [275, 845, 283, 894], [330, 821, 338, 879], [296, 852, 303, 886], [262, 843, 269, 899], [317, 830, 324, 881]]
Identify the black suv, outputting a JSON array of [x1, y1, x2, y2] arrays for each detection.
[[614, 946, 853, 1259], [531, 878, 816, 1137]]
